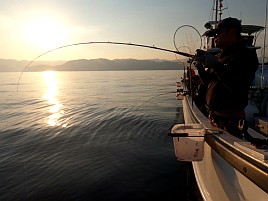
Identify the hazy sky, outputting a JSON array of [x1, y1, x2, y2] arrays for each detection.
[[0, 0, 267, 61]]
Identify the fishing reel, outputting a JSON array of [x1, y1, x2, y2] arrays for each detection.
[[196, 49, 208, 57], [190, 48, 220, 70], [185, 49, 207, 67]]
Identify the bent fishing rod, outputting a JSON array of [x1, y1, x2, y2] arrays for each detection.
[[17, 41, 194, 91]]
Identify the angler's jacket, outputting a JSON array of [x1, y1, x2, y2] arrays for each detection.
[[197, 42, 259, 113]]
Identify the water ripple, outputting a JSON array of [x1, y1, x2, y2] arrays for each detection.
[[0, 71, 192, 201]]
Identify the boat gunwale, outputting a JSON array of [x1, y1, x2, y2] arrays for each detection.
[[183, 93, 268, 193]]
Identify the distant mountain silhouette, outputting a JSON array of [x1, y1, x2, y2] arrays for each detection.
[[0, 59, 65, 72], [0, 59, 29, 72], [0, 58, 184, 72]]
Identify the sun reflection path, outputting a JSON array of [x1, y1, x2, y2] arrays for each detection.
[[42, 71, 67, 127]]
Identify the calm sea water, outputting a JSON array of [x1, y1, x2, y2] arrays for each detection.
[[0, 70, 197, 201]]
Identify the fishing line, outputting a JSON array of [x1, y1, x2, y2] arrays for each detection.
[[16, 41, 194, 92], [14, 28, 198, 197], [208, 0, 215, 22], [136, 91, 177, 109], [261, 45, 268, 61], [224, 0, 231, 17]]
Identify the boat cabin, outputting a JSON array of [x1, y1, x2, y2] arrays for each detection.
[[203, 23, 264, 51]]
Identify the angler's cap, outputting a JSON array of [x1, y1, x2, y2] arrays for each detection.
[[204, 17, 242, 37]]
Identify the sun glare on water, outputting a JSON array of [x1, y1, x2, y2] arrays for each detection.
[[42, 71, 67, 127]]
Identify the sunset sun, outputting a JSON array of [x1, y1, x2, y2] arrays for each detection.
[[23, 17, 68, 49]]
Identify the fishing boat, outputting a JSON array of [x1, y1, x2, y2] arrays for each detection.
[[169, 1, 268, 200]]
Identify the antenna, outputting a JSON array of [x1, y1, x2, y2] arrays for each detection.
[[215, 0, 218, 23], [261, 0, 268, 88], [219, 0, 223, 20]]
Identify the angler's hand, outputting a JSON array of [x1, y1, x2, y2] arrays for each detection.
[[194, 52, 219, 69], [193, 60, 204, 70]]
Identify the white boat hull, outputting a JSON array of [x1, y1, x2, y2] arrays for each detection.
[[180, 95, 268, 201]]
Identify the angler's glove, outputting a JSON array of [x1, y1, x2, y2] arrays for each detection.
[[193, 60, 204, 70], [194, 50, 219, 69]]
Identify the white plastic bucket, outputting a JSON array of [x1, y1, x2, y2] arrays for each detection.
[[170, 124, 205, 161]]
